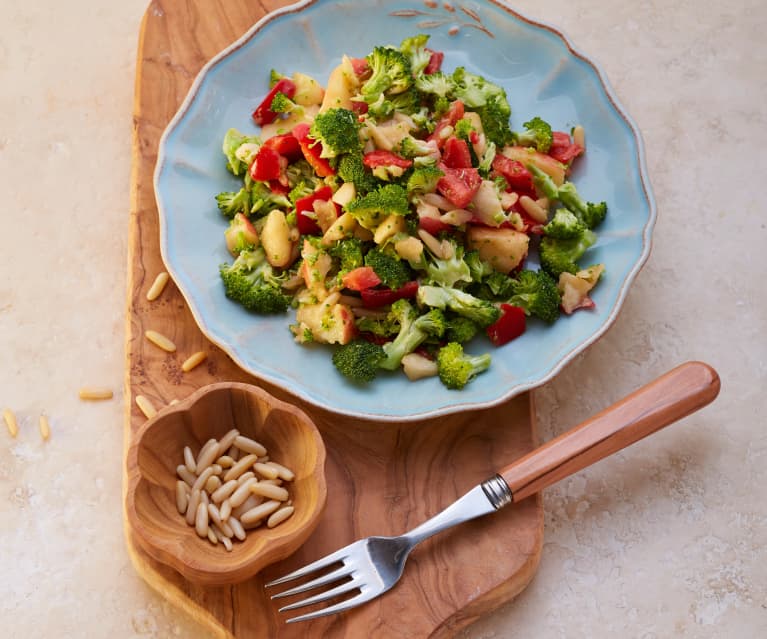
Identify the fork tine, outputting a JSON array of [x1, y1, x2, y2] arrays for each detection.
[[270, 565, 352, 600], [277, 577, 362, 612], [284, 589, 379, 624], [265, 544, 356, 587]]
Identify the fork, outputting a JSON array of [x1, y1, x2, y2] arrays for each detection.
[[266, 361, 720, 623]]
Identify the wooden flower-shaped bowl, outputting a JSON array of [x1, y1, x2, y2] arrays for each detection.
[[125, 382, 327, 585]]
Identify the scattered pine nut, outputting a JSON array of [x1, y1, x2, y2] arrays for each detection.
[[519, 195, 548, 224], [572, 124, 586, 149], [78, 387, 113, 401], [145, 329, 176, 353], [146, 271, 170, 301], [39, 414, 51, 441], [169, 399, 180, 406], [3, 409, 18, 438], [181, 351, 207, 373], [135, 395, 157, 419]]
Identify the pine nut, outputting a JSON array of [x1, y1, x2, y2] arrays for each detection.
[[572, 124, 586, 149], [3, 409, 18, 438], [228, 516, 246, 541], [145, 330, 176, 352], [146, 271, 170, 301], [205, 475, 222, 493], [251, 482, 289, 501], [175, 481, 189, 514], [266, 462, 295, 482], [236, 471, 255, 486], [200, 491, 209, 508], [78, 388, 113, 401], [186, 489, 201, 526], [219, 499, 232, 522], [183, 446, 197, 473], [196, 439, 219, 473], [169, 399, 180, 406], [181, 351, 207, 373], [223, 454, 258, 482], [216, 455, 235, 468], [222, 536, 233, 552], [207, 528, 218, 545], [39, 414, 51, 441], [135, 395, 157, 419], [217, 429, 240, 456], [229, 478, 258, 508], [232, 495, 263, 520], [211, 480, 238, 504], [519, 195, 548, 224], [240, 500, 281, 526], [233, 435, 267, 457], [195, 503, 209, 538], [176, 465, 196, 487], [253, 462, 279, 479], [267, 506, 295, 529], [260, 478, 283, 486], [210, 464, 223, 476], [228, 445, 240, 462], [192, 466, 216, 493]]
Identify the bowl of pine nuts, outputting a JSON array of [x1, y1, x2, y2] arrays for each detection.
[[125, 382, 327, 585]]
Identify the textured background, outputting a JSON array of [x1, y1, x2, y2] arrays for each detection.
[[0, 0, 765, 637]]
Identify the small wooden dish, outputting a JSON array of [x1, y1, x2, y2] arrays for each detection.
[[125, 382, 327, 585]]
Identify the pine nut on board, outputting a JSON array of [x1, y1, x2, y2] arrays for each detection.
[[146, 271, 170, 301], [135, 395, 157, 419], [181, 351, 207, 372], [3, 409, 18, 438], [39, 414, 50, 441], [78, 387, 113, 401], [144, 329, 176, 352]]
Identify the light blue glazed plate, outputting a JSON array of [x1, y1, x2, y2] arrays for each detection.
[[155, 0, 656, 422]]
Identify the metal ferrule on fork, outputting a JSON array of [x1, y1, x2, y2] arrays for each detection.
[[481, 475, 513, 509]]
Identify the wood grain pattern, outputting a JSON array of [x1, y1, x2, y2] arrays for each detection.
[[500, 362, 721, 502], [124, 1, 542, 637]]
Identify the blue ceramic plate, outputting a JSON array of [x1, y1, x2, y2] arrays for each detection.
[[155, 0, 655, 422]]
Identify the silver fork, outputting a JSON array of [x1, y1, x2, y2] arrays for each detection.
[[266, 362, 719, 623]]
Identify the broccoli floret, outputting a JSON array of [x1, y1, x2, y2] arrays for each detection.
[[449, 68, 512, 146], [332, 339, 386, 383], [478, 141, 497, 176], [437, 342, 492, 390], [485, 271, 517, 298], [288, 181, 315, 205], [539, 230, 597, 278], [453, 118, 475, 141], [380, 301, 445, 370], [219, 248, 289, 313], [362, 46, 413, 103], [445, 315, 480, 343], [415, 71, 455, 98], [399, 136, 438, 159], [336, 152, 380, 195], [543, 209, 586, 239], [286, 159, 323, 191], [269, 69, 286, 88], [329, 237, 365, 273], [215, 188, 251, 218], [346, 184, 410, 230], [364, 247, 413, 290], [249, 181, 291, 216], [356, 314, 400, 338], [222, 128, 261, 176], [508, 270, 561, 324], [513, 116, 553, 153], [526, 163, 560, 201], [424, 242, 472, 288], [406, 165, 443, 197], [557, 182, 608, 229], [400, 34, 431, 77], [464, 250, 493, 282], [309, 108, 361, 159], [270, 92, 304, 115], [417, 285, 501, 327]]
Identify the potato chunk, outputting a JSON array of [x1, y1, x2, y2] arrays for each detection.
[[466, 227, 530, 274]]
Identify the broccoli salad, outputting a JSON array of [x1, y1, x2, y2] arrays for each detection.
[[214, 35, 606, 390]]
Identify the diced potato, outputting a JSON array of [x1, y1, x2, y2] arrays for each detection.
[[466, 227, 530, 274], [394, 236, 424, 263], [260, 210, 294, 268], [401, 353, 439, 381], [260, 105, 320, 138], [224, 213, 259, 256], [294, 301, 356, 345], [502, 146, 566, 186], [320, 63, 355, 112], [332, 182, 357, 207], [313, 199, 338, 234], [471, 180, 505, 227], [558, 264, 605, 314], [373, 214, 406, 245], [322, 212, 358, 246], [292, 72, 324, 106], [300, 239, 333, 297]]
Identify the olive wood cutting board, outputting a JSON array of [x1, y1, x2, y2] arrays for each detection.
[[124, 1, 543, 636]]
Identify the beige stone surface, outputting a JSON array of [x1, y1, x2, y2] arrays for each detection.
[[0, 1, 765, 637]]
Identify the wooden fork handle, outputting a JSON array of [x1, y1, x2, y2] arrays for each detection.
[[498, 361, 720, 503]]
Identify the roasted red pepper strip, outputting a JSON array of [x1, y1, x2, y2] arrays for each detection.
[[342, 267, 382, 291], [360, 281, 419, 308], [349, 57, 369, 77], [418, 216, 452, 235], [293, 123, 336, 177], [436, 163, 481, 208], [424, 49, 444, 74], [263, 133, 301, 160], [486, 304, 526, 346], [362, 150, 413, 169], [249, 145, 281, 181], [295, 185, 335, 235], [549, 131, 584, 164], [251, 78, 296, 126], [442, 137, 473, 169]]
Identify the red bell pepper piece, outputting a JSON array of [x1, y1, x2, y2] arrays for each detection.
[[424, 49, 444, 74], [362, 150, 413, 169], [436, 164, 481, 208], [442, 137, 473, 169], [268, 179, 290, 194], [486, 304, 526, 346], [293, 123, 336, 177], [549, 131, 584, 164], [428, 100, 465, 147], [342, 267, 382, 291], [263, 133, 302, 161], [249, 145, 282, 181], [350, 57, 369, 77], [350, 100, 369, 115], [252, 78, 297, 126], [295, 185, 336, 235], [492, 155, 534, 193], [360, 281, 419, 308], [418, 216, 452, 235]]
